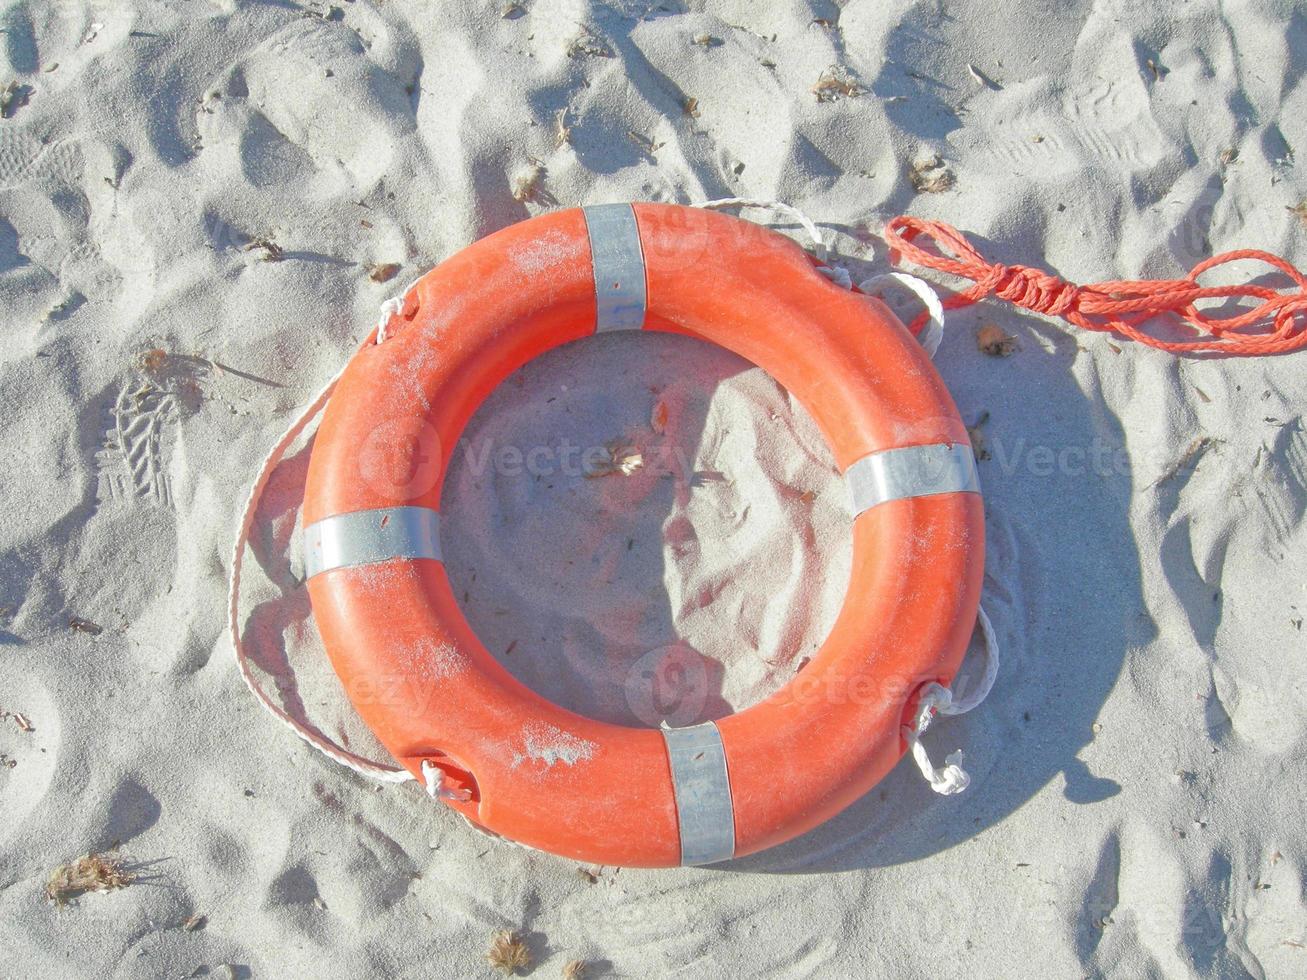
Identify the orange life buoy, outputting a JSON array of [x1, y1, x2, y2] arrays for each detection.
[[301, 202, 984, 867]]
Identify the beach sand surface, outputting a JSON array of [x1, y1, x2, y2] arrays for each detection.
[[1, 1, 1305, 977]]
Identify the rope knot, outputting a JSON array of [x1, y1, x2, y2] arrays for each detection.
[[993, 264, 1082, 317], [422, 759, 472, 802], [884, 214, 1307, 355]]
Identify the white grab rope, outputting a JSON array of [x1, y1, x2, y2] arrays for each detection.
[[854, 244, 984, 796], [696, 198, 832, 258], [421, 759, 472, 802], [695, 198, 863, 294], [903, 604, 1000, 795], [818, 264, 853, 289], [906, 685, 971, 794], [692, 200, 950, 355], [944, 604, 1000, 716], [858, 271, 947, 357], [375, 274, 425, 344], [226, 333, 416, 786]]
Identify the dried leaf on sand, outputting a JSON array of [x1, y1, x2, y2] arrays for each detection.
[[486, 930, 532, 975], [46, 853, 134, 906], [511, 161, 553, 205], [586, 442, 643, 478], [812, 67, 863, 102], [0, 80, 30, 119], [243, 237, 283, 261], [967, 411, 991, 460], [139, 348, 169, 375], [909, 155, 955, 193], [567, 31, 612, 58], [976, 323, 1018, 356]]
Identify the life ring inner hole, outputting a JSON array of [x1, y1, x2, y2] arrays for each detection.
[[436, 328, 855, 729]]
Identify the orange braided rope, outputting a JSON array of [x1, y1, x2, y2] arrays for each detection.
[[883, 216, 1307, 356]]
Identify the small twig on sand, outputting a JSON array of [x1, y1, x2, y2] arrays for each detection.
[[553, 107, 573, 147], [1150, 435, 1219, 488]]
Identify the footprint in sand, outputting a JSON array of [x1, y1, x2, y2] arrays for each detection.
[[95, 380, 179, 509], [94, 352, 209, 511], [0, 127, 155, 310], [198, 16, 417, 196], [0, 131, 77, 190]]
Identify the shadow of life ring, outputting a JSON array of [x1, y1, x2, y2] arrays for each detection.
[[299, 203, 984, 867]]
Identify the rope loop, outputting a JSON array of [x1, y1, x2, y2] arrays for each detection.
[[884, 215, 1307, 356], [858, 271, 947, 356], [227, 337, 416, 787]]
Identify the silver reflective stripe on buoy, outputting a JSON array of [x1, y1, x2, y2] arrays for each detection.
[[304, 506, 442, 578], [583, 203, 647, 332], [662, 721, 735, 866], [845, 442, 980, 516]]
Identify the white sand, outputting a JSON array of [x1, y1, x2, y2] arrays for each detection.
[[2, 1, 1306, 977]]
